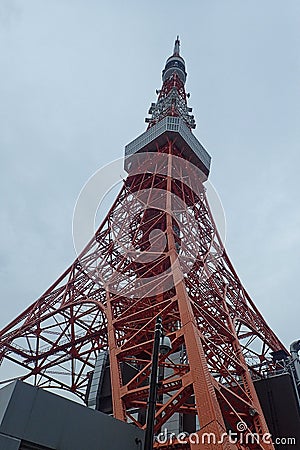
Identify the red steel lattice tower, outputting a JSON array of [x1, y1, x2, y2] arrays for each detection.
[[0, 39, 287, 449]]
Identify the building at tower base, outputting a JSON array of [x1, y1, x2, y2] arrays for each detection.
[[0, 380, 144, 450]]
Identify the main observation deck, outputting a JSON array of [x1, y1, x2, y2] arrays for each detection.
[[124, 116, 211, 180]]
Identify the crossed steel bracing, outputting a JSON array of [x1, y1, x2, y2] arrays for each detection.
[[0, 38, 287, 449], [0, 146, 286, 450]]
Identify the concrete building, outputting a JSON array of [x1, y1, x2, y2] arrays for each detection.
[[0, 381, 144, 450]]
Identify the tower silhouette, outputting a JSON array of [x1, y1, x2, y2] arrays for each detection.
[[0, 38, 287, 449]]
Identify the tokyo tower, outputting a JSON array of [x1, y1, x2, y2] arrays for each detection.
[[0, 38, 288, 449]]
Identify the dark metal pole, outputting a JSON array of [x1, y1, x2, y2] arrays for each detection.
[[144, 316, 163, 450]]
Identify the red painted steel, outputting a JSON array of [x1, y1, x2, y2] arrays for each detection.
[[0, 39, 287, 449]]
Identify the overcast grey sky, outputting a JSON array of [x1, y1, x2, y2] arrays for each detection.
[[0, 0, 299, 350]]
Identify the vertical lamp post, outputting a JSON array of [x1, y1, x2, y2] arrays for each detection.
[[144, 316, 172, 450]]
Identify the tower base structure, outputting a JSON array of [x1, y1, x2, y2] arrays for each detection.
[[0, 380, 144, 450], [254, 373, 300, 449]]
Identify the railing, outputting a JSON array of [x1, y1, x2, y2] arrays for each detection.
[[125, 116, 211, 173]]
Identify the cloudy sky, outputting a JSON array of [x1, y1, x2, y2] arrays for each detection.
[[0, 0, 299, 352]]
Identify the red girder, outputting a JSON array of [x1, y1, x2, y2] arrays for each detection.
[[0, 49, 287, 449]]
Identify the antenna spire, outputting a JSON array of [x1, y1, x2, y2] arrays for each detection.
[[173, 35, 180, 56], [145, 38, 195, 129]]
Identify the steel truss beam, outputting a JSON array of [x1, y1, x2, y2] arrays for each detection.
[[0, 144, 286, 450]]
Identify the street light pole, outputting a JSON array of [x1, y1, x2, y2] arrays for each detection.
[[144, 316, 163, 450]]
